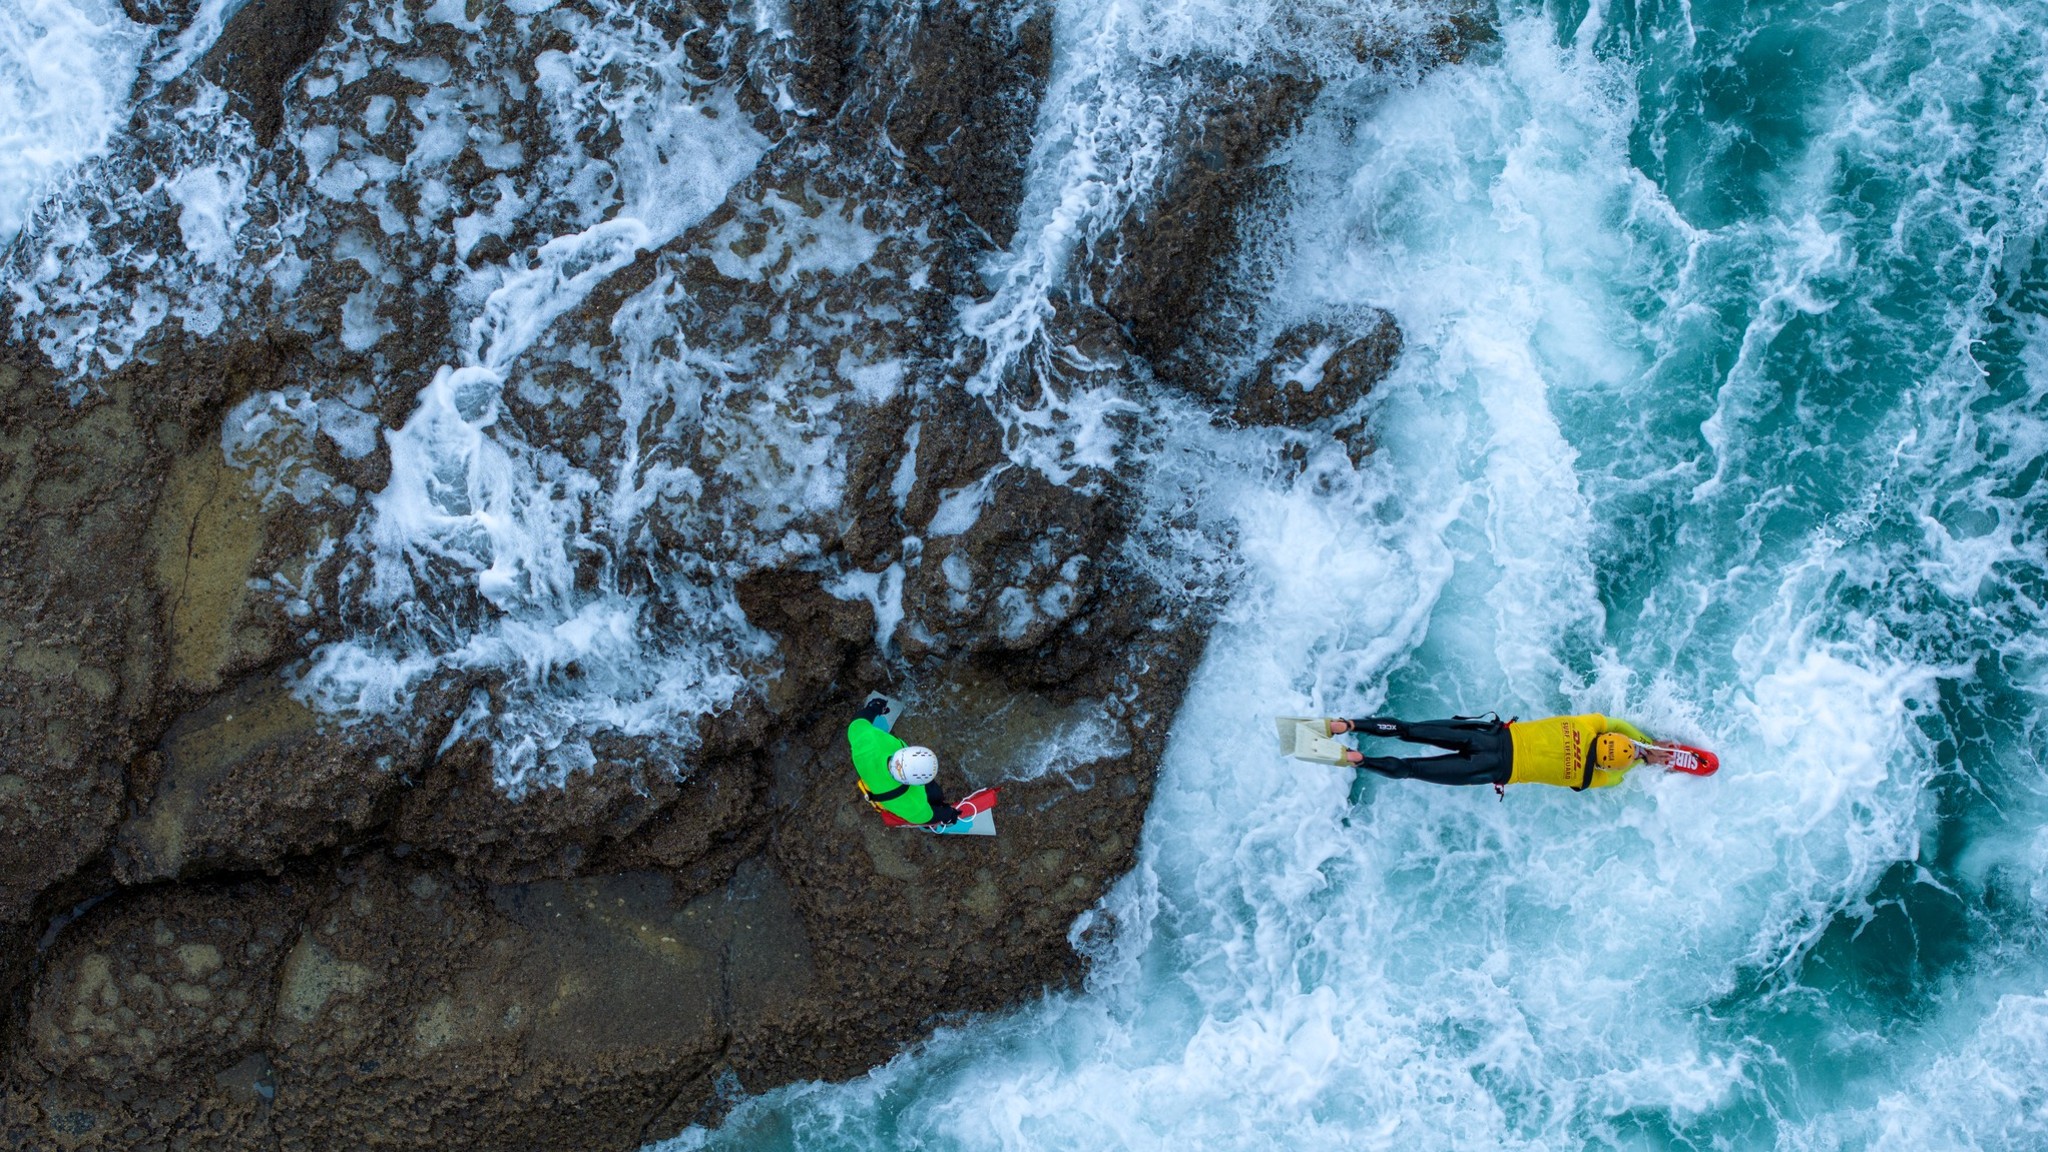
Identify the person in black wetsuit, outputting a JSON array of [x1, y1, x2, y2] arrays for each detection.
[[1333, 717, 1514, 786], [1331, 713, 1653, 791]]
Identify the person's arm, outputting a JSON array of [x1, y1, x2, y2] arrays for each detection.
[[1589, 717, 1650, 788], [922, 781, 959, 825], [1605, 716, 1652, 743], [855, 696, 890, 723]]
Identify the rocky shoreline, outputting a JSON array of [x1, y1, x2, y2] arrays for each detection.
[[0, 0, 1489, 1146]]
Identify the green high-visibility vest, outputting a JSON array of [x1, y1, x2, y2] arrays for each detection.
[[847, 718, 936, 822]]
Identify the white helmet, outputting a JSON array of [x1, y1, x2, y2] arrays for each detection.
[[888, 745, 939, 785]]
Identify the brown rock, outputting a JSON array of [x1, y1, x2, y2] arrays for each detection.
[[1093, 69, 1324, 394], [22, 882, 305, 1094], [390, 734, 711, 888], [1233, 310, 1404, 427], [761, 621, 1204, 1085], [0, 356, 164, 969], [880, 0, 1055, 246], [3, 854, 818, 1149], [1091, 4, 1494, 394], [0, 324, 368, 1030], [898, 386, 1012, 534], [900, 465, 1123, 660], [113, 674, 432, 883], [200, 0, 347, 147], [735, 565, 878, 711], [0, 0, 1490, 1144]]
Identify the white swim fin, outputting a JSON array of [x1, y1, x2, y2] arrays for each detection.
[[1274, 716, 1326, 753], [1274, 717, 1349, 764]]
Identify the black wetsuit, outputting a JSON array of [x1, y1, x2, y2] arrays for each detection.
[[1347, 716, 1513, 787]]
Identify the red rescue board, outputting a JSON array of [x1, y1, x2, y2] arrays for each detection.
[[1645, 743, 1719, 776], [880, 787, 999, 835]]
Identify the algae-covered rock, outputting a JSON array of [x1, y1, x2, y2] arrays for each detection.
[[12, 880, 306, 1152], [114, 674, 435, 883], [146, 448, 281, 697], [0, 356, 167, 991], [3, 854, 819, 1148]]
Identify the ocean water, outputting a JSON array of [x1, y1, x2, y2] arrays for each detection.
[[661, 0, 2048, 1148], [5, 0, 2046, 1144]]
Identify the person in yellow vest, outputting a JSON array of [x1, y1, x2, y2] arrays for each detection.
[[1330, 714, 1653, 791]]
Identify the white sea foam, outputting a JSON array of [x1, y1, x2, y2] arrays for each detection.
[[150, 0, 253, 83], [0, 0, 302, 376], [707, 192, 883, 290], [8, 79, 264, 378], [165, 162, 250, 269], [826, 564, 907, 655], [7, 0, 2042, 1134], [1784, 990, 2048, 1150], [303, 230, 761, 790], [960, 0, 1443, 486], [11, 0, 1157, 792], [0, 0, 145, 248]]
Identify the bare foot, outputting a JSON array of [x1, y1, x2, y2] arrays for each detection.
[[1329, 718, 1353, 734], [1345, 750, 1364, 765]]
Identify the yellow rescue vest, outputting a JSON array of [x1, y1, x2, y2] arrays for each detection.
[[1507, 713, 1626, 790]]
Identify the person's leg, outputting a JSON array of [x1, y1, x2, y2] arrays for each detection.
[[921, 780, 957, 825], [1354, 753, 1503, 786], [1397, 718, 1501, 754], [1335, 717, 1494, 753], [1333, 717, 1410, 739], [1352, 724, 1513, 787]]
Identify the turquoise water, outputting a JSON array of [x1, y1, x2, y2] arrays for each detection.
[[664, 0, 2048, 1147]]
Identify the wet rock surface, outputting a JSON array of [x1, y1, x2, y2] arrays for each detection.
[[1094, 6, 1494, 395], [0, 0, 1488, 1146], [879, 1, 1055, 246], [201, 0, 348, 146], [1094, 68, 1326, 393], [1234, 310, 1404, 428]]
